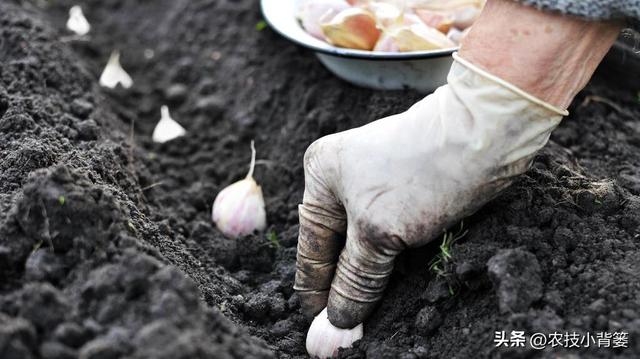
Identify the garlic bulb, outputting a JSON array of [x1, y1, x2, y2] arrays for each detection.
[[212, 141, 267, 238], [152, 105, 186, 143], [99, 51, 133, 89], [306, 308, 363, 358], [66, 5, 90, 36]]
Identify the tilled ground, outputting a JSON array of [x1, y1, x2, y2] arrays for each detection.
[[0, 1, 639, 358]]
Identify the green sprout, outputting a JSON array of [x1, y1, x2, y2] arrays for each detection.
[[255, 20, 267, 31], [429, 222, 467, 273], [58, 195, 65, 206], [32, 239, 43, 252], [429, 221, 468, 295], [267, 230, 280, 248]]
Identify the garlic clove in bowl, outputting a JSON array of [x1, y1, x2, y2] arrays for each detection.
[[298, 0, 350, 40], [380, 22, 456, 52], [320, 8, 381, 51]]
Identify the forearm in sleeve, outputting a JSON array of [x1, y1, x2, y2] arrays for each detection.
[[515, 0, 640, 22]]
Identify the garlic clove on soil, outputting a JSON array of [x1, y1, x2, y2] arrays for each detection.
[[320, 8, 381, 50], [212, 141, 267, 238], [299, 0, 350, 40], [99, 51, 133, 89], [66, 5, 91, 36], [306, 308, 364, 358], [152, 105, 186, 143]]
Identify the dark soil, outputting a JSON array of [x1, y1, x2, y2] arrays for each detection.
[[0, 0, 639, 358]]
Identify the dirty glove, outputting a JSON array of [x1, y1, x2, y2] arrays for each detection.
[[294, 53, 567, 329]]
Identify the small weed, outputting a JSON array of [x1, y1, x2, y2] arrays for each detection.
[[429, 221, 467, 274], [58, 195, 65, 206], [32, 239, 43, 252], [255, 20, 267, 31], [267, 230, 280, 248], [429, 221, 468, 295]]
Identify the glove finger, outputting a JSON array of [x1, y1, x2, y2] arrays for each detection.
[[294, 202, 346, 318], [327, 227, 399, 329]]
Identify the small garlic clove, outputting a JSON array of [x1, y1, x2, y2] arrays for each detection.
[[383, 22, 456, 52], [299, 0, 350, 40], [212, 141, 267, 238], [152, 105, 186, 143], [446, 26, 470, 44], [366, 1, 403, 28], [320, 8, 381, 50], [401, 13, 425, 26], [408, 0, 484, 11], [373, 13, 423, 52], [409, 0, 484, 30], [99, 51, 133, 89], [414, 9, 454, 33], [66, 5, 91, 36], [451, 6, 481, 30], [373, 32, 400, 52], [212, 178, 267, 238], [306, 308, 364, 358]]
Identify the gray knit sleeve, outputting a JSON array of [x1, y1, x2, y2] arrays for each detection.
[[515, 0, 640, 21]]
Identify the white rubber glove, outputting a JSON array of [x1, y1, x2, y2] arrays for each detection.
[[294, 53, 567, 329]]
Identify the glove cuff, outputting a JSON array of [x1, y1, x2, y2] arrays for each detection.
[[452, 52, 569, 117]]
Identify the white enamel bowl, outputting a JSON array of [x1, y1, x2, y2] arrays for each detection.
[[261, 0, 457, 92]]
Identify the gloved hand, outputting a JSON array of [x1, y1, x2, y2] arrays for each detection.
[[294, 53, 567, 329]]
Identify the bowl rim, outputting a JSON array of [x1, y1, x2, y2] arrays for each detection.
[[260, 0, 457, 61]]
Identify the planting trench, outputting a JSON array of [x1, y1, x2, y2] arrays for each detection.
[[1, 0, 640, 358]]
